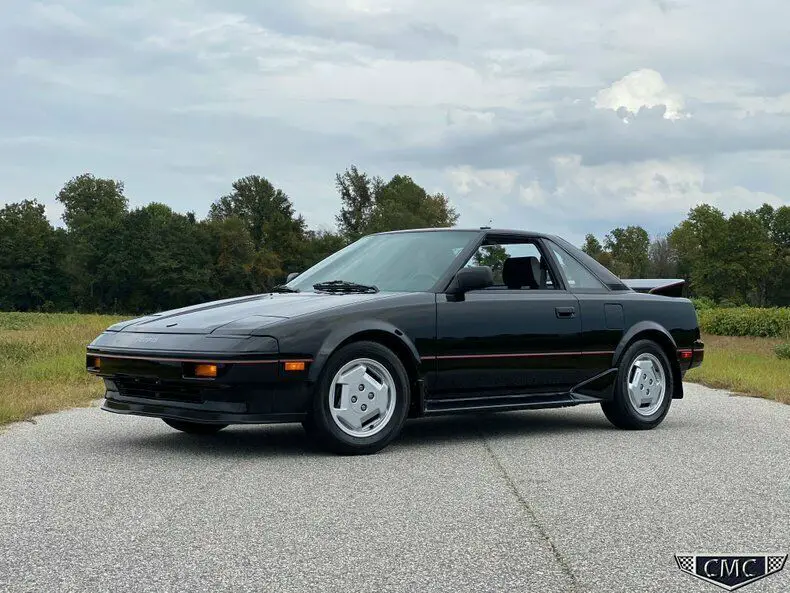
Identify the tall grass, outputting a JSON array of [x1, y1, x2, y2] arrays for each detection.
[[0, 313, 124, 425], [0, 314, 787, 425], [686, 334, 790, 404]]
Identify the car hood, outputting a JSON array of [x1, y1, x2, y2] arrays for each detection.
[[108, 291, 408, 335]]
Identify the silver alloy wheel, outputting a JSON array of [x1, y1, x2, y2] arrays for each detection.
[[328, 358, 397, 438], [626, 352, 666, 416]]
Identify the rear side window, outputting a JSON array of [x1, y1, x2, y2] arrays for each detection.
[[547, 241, 607, 292]]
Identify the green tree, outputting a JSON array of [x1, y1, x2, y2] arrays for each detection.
[[668, 205, 728, 300], [0, 200, 68, 311], [647, 235, 677, 278], [299, 230, 348, 272], [769, 205, 790, 305], [582, 234, 604, 258], [56, 174, 129, 311], [473, 245, 508, 283], [726, 210, 773, 305], [581, 233, 616, 269], [209, 176, 307, 274], [666, 204, 778, 305], [203, 216, 276, 297], [366, 175, 459, 234], [336, 166, 382, 241], [119, 204, 213, 312], [604, 226, 650, 278]]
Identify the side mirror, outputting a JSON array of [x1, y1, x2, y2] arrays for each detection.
[[286, 272, 300, 283], [448, 266, 493, 294]]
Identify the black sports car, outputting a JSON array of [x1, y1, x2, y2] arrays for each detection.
[[87, 228, 704, 454]]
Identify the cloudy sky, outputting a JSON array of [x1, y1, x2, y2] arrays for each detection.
[[2, 0, 790, 244]]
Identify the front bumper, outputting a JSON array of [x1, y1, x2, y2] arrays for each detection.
[[102, 392, 307, 424], [88, 341, 314, 424]]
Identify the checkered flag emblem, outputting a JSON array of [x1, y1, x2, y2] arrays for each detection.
[[767, 554, 786, 574], [675, 555, 695, 573], [675, 553, 787, 591]]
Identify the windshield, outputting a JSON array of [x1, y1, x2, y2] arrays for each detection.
[[287, 230, 480, 293]]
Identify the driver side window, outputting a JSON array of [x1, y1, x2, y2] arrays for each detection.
[[465, 241, 558, 290]]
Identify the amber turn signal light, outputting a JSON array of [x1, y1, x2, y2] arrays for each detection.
[[283, 361, 306, 372], [193, 363, 218, 378], [86, 355, 101, 371]]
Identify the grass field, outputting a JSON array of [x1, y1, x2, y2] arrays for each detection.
[[686, 333, 790, 404], [0, 312, 123, 425], [0, 313, 787, 426]]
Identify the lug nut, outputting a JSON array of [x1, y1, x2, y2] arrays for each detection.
[[351, 396, 357, 403], [368, 393, 374, 400], [361, 404, 367, 411], [358, 384, 364, 391]]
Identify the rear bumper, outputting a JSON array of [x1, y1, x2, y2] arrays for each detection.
[[678, 339, 705, 374], [689, 339, 704, 369]]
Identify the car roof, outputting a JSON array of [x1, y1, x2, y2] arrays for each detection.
[[374, 227, 556, 240]]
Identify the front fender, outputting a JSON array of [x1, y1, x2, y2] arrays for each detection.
[[307, 319, 421, 383]]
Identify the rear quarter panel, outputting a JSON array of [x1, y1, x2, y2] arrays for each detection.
[[618, 292, 700, 350]]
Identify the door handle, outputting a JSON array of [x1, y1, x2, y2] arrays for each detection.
[[555, 306, 576, 319]]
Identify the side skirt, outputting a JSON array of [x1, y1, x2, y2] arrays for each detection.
[[423, 392, 581, 415], [421, 369, 619, 415]]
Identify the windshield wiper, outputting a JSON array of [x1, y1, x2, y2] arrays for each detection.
[[312, 280, 379, 294], [272, 285, 300, 293]]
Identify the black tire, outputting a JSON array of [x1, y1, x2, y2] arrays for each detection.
[[162, 419, 228, 434], [601, 339, 674, 430], [308, 341, 410, 455], [301, 415, 318, 438]]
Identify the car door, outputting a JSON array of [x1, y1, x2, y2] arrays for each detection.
[[544, 239, 625, 383], [433, 236, 583, 398]]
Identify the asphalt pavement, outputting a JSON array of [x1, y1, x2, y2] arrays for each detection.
[[0, 383, 788, 593]]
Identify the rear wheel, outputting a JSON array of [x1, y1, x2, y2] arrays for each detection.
[[162, 419, 228, 434], [601, 339, 673, 430], [308, 341, 410, 455]]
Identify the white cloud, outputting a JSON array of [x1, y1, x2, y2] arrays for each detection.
[[594, 69, 687, 121], [519, 181, 548, 206], [4, 0, 790, 236], [523, 155, 785, 218], [446, 166, 518, 195], [29, 2, 88, 30]]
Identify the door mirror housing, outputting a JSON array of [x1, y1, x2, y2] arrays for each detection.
[[448, 266, 494, 294], [286, 272, 300, 283]]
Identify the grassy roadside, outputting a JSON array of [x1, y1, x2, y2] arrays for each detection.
[[1, 314, 787, 426], [685, 333, 790, 404], [0, 312, 124, 425]]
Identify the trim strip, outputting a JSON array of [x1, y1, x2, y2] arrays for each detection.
[[89, 353, 313, 365], [422, 350, 615, 361]]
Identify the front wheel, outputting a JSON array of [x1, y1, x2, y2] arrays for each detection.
[[308, 341, 410, 455], [163, 419, 228, 434], [601, 339, 673, 430]]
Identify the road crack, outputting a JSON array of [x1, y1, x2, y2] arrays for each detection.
[[480, 433, 582, 593]]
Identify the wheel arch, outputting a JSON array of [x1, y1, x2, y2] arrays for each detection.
[[614, 321, 684, 399], [308, 321, 421, 386]]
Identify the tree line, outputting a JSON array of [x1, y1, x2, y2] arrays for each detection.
[[0, 167, 457, 313], [1, 167, 788, 312], [582, 203, 790, 307]]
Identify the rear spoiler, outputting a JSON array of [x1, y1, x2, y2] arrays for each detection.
[[622, 278, 686, 297]]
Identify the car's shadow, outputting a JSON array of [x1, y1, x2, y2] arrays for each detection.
[[121, 408, 613, 459]]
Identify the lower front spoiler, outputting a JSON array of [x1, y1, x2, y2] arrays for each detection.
[[102, 397, 307, 425]]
